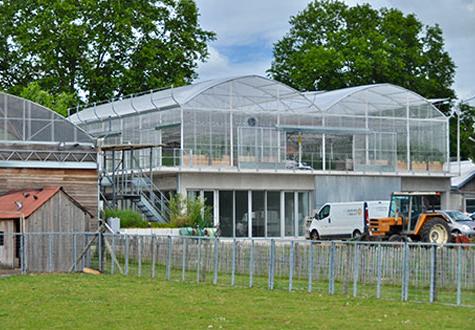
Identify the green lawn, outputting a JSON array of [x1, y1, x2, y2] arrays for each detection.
[[0, 274, 474, 329]]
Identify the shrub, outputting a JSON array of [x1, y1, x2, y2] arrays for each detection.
[[168, 194, 212, 228], [104, 209, 149, 228]]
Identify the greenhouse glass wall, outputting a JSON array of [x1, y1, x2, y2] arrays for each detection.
[[69, 75, 449, 174]]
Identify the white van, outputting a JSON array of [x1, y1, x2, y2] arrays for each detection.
[[306, 201, 389, 240]]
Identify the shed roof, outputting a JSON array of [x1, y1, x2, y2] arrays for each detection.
[[0, 187, 92, 220], [451, 161, 475, 189]]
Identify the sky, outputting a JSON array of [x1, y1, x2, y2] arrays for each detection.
[[195, 0, 475, 101]]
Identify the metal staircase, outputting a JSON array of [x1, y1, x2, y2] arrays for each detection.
[[100, 145, 170, 223]]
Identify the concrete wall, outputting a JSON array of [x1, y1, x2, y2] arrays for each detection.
[[314, 175, 401, 209], [401, 177, 451, 208], [178, 172, 315, 195]]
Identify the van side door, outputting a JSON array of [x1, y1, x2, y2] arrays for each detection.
[[317, 205, 331, 237]]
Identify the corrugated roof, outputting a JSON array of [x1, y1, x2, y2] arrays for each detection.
[[0, 187, 91, 219], [68, 75, 320, 124], [451, 161, 475, 189]]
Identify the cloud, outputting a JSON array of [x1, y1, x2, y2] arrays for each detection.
[[196, 0, 475, 99]]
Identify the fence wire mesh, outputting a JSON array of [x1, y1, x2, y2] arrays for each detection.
[[2, 232, 474, 307]]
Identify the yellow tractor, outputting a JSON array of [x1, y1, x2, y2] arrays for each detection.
[[368, 192, 454, 244]]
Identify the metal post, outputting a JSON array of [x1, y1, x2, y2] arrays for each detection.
[[328, 242, 336, 295], [124, 234, 129, 276], [401, 242, 409, 301], [308, 242, 314, 293], [213, 238, 219, 285], [376, 244, 382, 299], [19, 233, 25, 274], [249, 239, 254, 288], [98, 232, 103, 273], [456, 246, 463, 305], [268, 239, 275, 290], [289, 240, 295, 292], [353, 242, 360, 298], [151, 235, 157, 278], [48, 233, 53, 273], [111, 234, 115, 275], [23, 233, 28, 273], [429, 245, 436, 303], [182, 238, 187, 282], [231, 239, 236, 287], [138, 236, 142, 277], [73, 233, 77, 272], [196, 238, 201, 283], [166, 236, 172, 281]]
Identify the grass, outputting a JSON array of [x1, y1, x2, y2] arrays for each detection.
[[1, 274, 474, 329]]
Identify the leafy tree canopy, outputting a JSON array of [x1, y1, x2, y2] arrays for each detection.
[[0, 0, 215, 108], [268, 0, 456, 105]]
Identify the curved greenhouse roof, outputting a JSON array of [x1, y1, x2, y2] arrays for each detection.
[[0, 91, 94, 144], [69, 75, 322, 124], [305, 83, 446, 119]]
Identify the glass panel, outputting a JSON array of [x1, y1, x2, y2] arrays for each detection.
[[252, 191, 266, 237], [235, 191, 248, 237], [284, 192, 295, 236], [466, 199, 475, 213], [298, 192, 310, 236], [203, 191, 214, 218], [219, 191, 233, 237], [267, 192, 281, 237]]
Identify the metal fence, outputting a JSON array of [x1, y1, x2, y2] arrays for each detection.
[[1, 232, 475, 307]]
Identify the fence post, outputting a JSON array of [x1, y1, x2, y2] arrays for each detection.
[[376, 243, 382, 299], [98, 231, 103, 273], [401, 242, 409, 302], [196, 237, 201, 283], [268, 239, 275, 290], [231, 239, 236, 287], [48, 233, 53, 273], [19, 233, 25, 274], [456, 246, 463, 305], [166, 236, 172, 281], [213, 238, 219, 285], [182, 238, 187, 282], [429, 245, 436, 303], [151, 235, 156, 278], [328, 242, 336, 295], [72, 233, 77, 272], [308, 242, 314, 293], [289, 240, 295, 292], [124, 234, 129, 276], [138, 235, 142, 277], [23, 233, 28, 273], [110, 234, 115, 275], [353, 242, 360, 298], [249, 239, 254, 288]]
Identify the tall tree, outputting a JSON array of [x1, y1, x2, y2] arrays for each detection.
[[0, 0, 215, 105], [269, 0, 456, 103]]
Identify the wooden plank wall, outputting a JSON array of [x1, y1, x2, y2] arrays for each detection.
[[0, 220, 15, 268], [0, 168, 98, 217], [25, 191, 92, 272]]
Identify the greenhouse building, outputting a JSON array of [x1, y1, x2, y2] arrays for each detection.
[[68, 75, 452, 238]]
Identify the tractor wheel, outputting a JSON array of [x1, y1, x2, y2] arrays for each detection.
[[310, 230, 320, 241], [388, 234, 404, 242], [421, 218, 451, 244]]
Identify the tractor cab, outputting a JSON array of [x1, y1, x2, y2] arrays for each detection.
[[368, 192, 453, 243]]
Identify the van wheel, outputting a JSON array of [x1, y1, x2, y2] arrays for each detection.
[[310, 230, 320, 240], [352, 230, 362, 240]]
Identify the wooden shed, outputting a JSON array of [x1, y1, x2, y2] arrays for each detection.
[[0, 187, 93, 272]]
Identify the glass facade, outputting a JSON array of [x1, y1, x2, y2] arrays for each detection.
[[70, 76, 449, 175]]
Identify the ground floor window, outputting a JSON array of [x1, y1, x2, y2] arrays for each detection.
[[466, 199, 475, 213]]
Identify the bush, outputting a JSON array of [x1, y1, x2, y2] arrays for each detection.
[[104, 209, 150, 228], [168, 194, 212, 228]]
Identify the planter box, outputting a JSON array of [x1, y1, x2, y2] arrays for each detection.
[[411, 161, 427, 171]]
